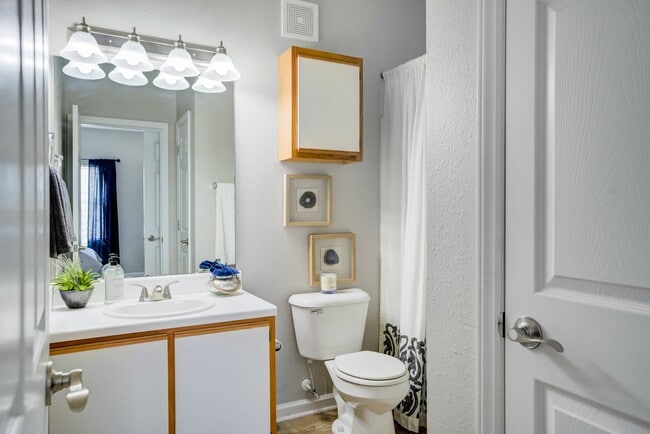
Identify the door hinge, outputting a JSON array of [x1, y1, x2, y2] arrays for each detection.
[[498, 311, 506, 338]]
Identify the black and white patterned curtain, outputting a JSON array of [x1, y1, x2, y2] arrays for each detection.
[[383, 324, 426, 431]]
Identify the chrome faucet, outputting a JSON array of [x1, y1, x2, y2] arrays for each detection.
[[132, 281, 179, 302]]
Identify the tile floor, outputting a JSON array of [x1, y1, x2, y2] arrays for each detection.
[[276, 410, 425, 433]]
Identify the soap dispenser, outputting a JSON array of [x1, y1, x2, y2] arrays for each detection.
[[103, 254, 125, 304]]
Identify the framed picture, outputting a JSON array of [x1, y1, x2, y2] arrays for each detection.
[[284, 174, 332, 226], [308, 232, 356, 286]]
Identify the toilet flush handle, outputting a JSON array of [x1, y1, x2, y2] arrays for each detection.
[[310, 308, 323, 315]]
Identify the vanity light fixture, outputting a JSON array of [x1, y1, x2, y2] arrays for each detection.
[[153, 71, 190, 90], [160, 36, 200, 78], [59, 17, 107, 64], [62, 60, 106, 80], [108, 67, 148, 86], [192, 76, 226, 93], [60, 20, 239, 93], [110, 28, 154, 72], [204, 41, 241, 82]]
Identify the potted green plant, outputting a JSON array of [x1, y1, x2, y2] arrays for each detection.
[[51, 257, 99, 309]]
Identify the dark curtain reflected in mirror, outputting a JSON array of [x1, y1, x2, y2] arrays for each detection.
[[87, 159, 120, 264]]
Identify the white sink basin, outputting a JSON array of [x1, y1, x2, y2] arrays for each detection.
[[103, 298, 215, 319]]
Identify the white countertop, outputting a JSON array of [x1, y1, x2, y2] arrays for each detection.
[[50, 273, 277, 343]]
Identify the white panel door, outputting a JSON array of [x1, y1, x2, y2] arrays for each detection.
[[176, 112, 191, 274], [505, 1, 650, 433], [0, 0, 49, 433], [174, 326, 270, 434], [143, 133, 162, 276], [49, 342, 168, 434]]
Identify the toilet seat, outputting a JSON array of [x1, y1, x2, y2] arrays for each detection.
[[334, 351, 408, 386]]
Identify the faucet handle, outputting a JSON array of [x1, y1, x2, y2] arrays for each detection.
[[131, 284, 149, 302], [162, 280, 179, 299]]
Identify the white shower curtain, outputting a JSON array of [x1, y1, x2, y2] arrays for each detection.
[[379, 55, 426, 432]]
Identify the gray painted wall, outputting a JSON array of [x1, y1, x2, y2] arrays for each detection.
[[49, 0, 425, 405], [426, 0, 478, 431]]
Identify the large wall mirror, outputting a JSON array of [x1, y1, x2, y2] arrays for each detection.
[[50, 56, 235, 277]]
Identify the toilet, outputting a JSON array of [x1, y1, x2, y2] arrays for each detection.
[[288, 288, 409, 434]]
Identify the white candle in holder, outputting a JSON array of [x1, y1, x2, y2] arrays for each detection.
[[320, 272, 337, 293]]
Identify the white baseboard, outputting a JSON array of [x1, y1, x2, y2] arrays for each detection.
[[276, 393, 337, 423]]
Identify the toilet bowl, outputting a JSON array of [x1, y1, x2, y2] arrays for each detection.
[[288, 289, 410, 434], [325, 351, 409, 434]]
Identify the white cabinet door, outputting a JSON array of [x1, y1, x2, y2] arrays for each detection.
[[49, 341, 168, 434], [175, 326, 270, 434], [505, 0, 650, 432]]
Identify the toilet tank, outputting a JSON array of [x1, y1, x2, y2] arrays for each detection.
[[288, 288, 370, 360]]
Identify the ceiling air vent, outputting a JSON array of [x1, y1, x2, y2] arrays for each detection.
[[281, 0, 319, 42]]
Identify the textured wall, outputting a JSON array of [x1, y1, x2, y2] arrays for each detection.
[[49, 0, 425, 405], [426, 0, 478, 431]]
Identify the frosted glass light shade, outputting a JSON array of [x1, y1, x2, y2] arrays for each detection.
[[60, 31, 107, 64], [111, 40, 154, 72], [109, 67, 148, 86], [204, 52, 240, 82], [62, 60, 105, 80], [160, 47, 199, 77], [153, 72, 189, 90], [192, 76, 226, 93]]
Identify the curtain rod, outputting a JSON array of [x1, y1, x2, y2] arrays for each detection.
[[81, 158, 121, 163]]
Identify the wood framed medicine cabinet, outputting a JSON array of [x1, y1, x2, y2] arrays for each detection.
[[279, 46, 363, 164]]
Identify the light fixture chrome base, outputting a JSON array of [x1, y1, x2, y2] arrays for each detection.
[[68, 21, 217, 66]]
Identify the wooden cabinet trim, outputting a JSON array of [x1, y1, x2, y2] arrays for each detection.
[[50, 332, 168, 355], [172, 318, 270, 339], [167, 333, 176, 434], [269, 314, 277, 432], [50, 316, 276, 353]]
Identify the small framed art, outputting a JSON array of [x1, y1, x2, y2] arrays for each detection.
[[284, 174, 332, 226], [308, 232, 356, 286]]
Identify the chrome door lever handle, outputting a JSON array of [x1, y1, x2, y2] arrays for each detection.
[[147, 235, 161, 242], [45, 361, 90, 412], [507, 316, 564, 353]]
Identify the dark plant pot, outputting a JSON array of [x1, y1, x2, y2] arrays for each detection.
[[59, 287, 94, 309]]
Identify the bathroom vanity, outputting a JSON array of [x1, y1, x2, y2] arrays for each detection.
[[48, 274, 277, 434]]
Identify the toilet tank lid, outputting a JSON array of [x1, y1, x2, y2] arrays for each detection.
[[288, 288, 370, 308]]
